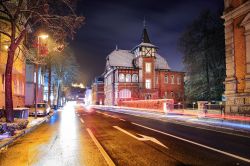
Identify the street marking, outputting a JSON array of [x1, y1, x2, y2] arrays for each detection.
[[132, 122, 250, 163], [86, 128, 116, 166], [103, 113, 118, 119], [113, 126, 168, 149], [80, 118, 84, 124], [103, 108, 250, 139], [119, 118, 126, 121]]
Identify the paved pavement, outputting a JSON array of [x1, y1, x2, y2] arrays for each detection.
[[1, 102, 250, 166]]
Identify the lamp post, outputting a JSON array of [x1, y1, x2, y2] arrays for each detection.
[[34, 34, 48, 119]]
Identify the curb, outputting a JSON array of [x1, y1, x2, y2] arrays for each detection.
[[0, 113, 53, 151]]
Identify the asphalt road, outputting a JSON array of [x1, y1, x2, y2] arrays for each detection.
[[1, 103, 250, 166]]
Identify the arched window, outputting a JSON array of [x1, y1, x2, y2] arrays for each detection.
[[171, 75, 174, 84], [164, 75, 168, 83], [125, 74, 131, 82], [177, 77, 181, 85], [171, 91, 174, 98], [132, 74, 138, 82], [119, 73, 125, 82], [119, 89, 131, 98]]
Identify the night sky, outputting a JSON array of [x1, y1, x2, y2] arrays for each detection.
[[70, 0, 224, 86]]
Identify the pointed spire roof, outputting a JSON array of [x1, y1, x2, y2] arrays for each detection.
[[141, 19, 151, 43], [142, 28, 151, 43]]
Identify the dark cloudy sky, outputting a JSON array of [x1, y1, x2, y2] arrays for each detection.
[[70, 0, 224, 86]]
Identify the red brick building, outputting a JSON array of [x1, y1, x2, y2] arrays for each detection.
[[103, 26, 184, 106], [222, 0, 250, 114], [91, 76, 104, 105]]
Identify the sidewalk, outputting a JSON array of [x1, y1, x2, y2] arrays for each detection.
[[92, 105, 250, 134], [0, 113, 53, 151]]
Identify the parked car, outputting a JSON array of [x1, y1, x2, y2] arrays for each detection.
[[29, 103, 51, 116]]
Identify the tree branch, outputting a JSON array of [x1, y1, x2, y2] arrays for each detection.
[[0, 29, 11, 38]]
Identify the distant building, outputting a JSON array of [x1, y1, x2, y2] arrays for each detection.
[[103, 25, 184, 105], [91, 76, 104, 105], [223, 0, 250, 114], [0, 34, 26, 108], [85, 87, 92, 105]]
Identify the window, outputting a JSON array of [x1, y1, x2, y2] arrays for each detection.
[[132, 74, 138, 82], [119, 89, 131, 98], [119, 73, 125, 82], [164, 92, 168, 98], [145, 63, 151, 73], [34, 72, 36, 83], [171, 75, 174, 84], [145, 79, 151, 89], [2, 74, 4, 91], [125, 74, 131, 82], [155, 76, 158, 84], [171, 91, 174, 98], [164, 75, 168, 83], [177, 77, 181, 85]]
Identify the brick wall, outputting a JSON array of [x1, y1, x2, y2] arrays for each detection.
[[118, 99, 174, 112], [234, 15, 246, 92]]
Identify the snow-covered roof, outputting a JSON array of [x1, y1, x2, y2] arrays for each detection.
[[106, 49, 134, 68], [155, 53, 170, 70], [137, 42, 157, 48], [106, 49, 170, 70]]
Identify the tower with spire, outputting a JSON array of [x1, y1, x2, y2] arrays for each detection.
[[132, 21, 158, 96]]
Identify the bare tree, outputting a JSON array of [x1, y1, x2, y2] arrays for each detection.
[[51, 47, 80, 107], [0, 0, 84, 122]]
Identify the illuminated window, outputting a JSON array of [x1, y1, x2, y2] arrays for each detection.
[[119, 89, 131, 98], [132, 74, 138, 82], [34, 72, 36, 83], [171, 75, 174, 84], [119, 73, 125, 82], [145, 63, 151, 73], [125, 74, 131, 82], [145, 79, 151, 89], [164, 75, 168, 83]]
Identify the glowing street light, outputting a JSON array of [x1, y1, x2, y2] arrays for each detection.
[[39, 34, 49, 39]]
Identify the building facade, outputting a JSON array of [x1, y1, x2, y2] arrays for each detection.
[[223, 0, 250, 114], [91, 76, 104, 105], [25, 63, 45, 106], [103, 26, 184, 106], [0, 34, 26, 108]]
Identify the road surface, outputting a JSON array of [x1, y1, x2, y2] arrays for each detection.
[[1, 102, 250, 166]]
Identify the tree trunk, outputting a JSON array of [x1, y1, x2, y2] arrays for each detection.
[[48, 62, 51, 106], [5, 49, 15, 122], [57, 81, 61, 107], [205, 54, 210, 101]]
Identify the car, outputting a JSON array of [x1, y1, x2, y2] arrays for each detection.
[[29, 103, 51, 116]]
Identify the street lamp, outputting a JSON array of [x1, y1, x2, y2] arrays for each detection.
[[192, 102, 196, 110], [34, 34, 48, 119], [178, 102, 181, 109]]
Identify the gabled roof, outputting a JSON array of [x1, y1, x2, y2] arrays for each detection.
[[155, 54, 170, 70], [106, 49, 170, 70], [106, 49, 134, 68]]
